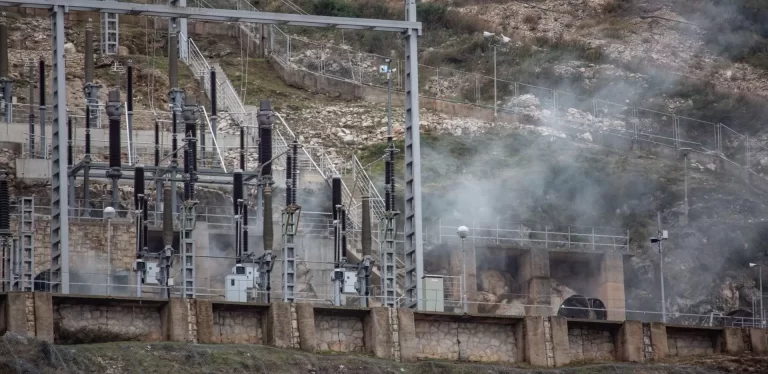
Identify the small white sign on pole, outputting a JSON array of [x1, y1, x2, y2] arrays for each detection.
[[379, 65, 389, 73]]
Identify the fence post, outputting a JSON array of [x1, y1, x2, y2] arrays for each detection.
[[519, 223, 524, 246]]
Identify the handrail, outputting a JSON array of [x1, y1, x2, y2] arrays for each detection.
[[201, 106, 228, 173]]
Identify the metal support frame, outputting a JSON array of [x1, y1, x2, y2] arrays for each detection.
[[12, 198, 34, 291], [100, 1, 119, 55], [24, 0, 421, 295], [180, 201, 197, 298], [50, 5, 69, 294], [256, 251, 275, 303], [281, 207, 299, 302], [402, 0, 423, 309], [381, 212, 397, 307]]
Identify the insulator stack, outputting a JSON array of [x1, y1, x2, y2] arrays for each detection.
[[171, 109, 178, 160], [107, 89, 122, 169], [84, 20, 94, 83], [385, 158, 392, 211], [233, 169, 243, 215], [67, 116, 73, 166], [332, 175, 342, 263], [285, 152, 293, 206], [242, 206, 249, 254], [38, 59, 45, 107], [162, 185, 173, 247], [127, 62, 133, 112], [85, 104, 92, 155], [258, 100, 274, 177], [142, 195, 148, 250], [154, 120, 160, 166], [0, 15, 7, 78], [263, 187, 273, 252], [0, 172, 9, 234], [362, 196, 371, 257], [210, 69, 217, 116], [134, 165, 145, 210]]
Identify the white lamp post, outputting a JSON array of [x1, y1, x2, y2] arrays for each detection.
[[750, 263, 763, 326], [483, 31, 510, 121], [103, 206, 116, 296], [457, 226, 469, 313]]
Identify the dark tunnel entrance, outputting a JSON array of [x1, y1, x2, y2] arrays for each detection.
[[558, 295, 607, 320]]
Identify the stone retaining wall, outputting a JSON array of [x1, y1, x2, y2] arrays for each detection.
[[314, 315, 365, 353], [55, 303, 162, 343], [568, 325, 615, 361], [212, 309, 263, 344], [667, 329, 716, 357], [414, 320, 518, 362]]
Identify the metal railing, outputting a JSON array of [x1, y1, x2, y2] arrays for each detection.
[[431, 219, 630, 253]]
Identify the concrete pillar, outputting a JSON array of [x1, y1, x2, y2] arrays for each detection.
[[550, 316, 570, 367], [597, 253, 625, 321], [5, 292, 32, 336], [722, 327, 744, 354], [749, 328, 767, 354], [163, 298, 192, 342], [649, 322, 668, 360], [295, 303, 316, 352], [195, 300, 214, 344], [449, 244, 477, 313], [265, 302, 293, 348], [617, 320, 643, 362], [524, 316, 548, 366], [519, 250, 551, 316], [33, 292, 54, 343], [364, 307, 393, 359], [397, 308, 417, 362]]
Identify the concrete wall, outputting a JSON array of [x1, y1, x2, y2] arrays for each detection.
[[413, 315, 519, 363], [666, 327, 718, 357]]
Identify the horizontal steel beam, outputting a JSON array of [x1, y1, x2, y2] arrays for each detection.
[[0, 0, 421, 32]]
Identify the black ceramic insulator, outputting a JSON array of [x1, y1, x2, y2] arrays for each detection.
[[242, 208, 249, 253], [38, 59, 45, 106], [286, 153, 293, 205], [171, 110, 178, 160], [233, 170, 243, 214], [127, 64, 133, 111], [259, 127, 272, 176], [142, 197, 148, 250], [210, 69, 217, 116], [85, 105, 92, 155], [134, 165, 145, 210], [0, 176, 9, 233], [67, 116, 73, 166], [154, 121, 160, 166], [291, 143, 298, 205], [332, 176, 341, 220], [188, 123, 197, 171], [108, 119, 121, 168]]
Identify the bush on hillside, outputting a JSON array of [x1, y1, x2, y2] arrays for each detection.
[[311, 0, 359, 17]]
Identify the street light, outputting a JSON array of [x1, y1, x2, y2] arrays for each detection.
[[483, 31, 510, 121], [650, 212, 668, 323], [103, 206, 116, 296], [457, 226, 469, 313], [750, 263, 763, 326]]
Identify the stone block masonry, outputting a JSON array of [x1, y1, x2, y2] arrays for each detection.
[[55, 303, 163, 343], [567, 324, 616, 361], [414, 316, 519, 363], [315, 315, 365, 353], [2, 294, 766, 367]]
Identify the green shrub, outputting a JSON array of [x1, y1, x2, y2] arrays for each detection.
[[311, 0, 358, 17], [417, 2, 449, 28]]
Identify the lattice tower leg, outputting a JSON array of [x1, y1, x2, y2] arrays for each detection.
[[282, 212, 296, 302], [99, 6, 119, 55], [50, 6, 70, 294], [16, 197, 34, 291], [180, 203, 196, 298], [403, 0, 424, 309], [381, 216, 397, 307]]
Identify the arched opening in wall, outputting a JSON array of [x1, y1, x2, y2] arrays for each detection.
[[558, 294, 591, 319], [588, 298, 607, 320], [725, 309, 754, 327]]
